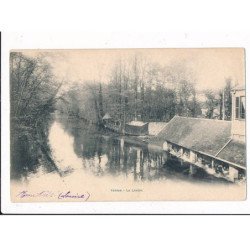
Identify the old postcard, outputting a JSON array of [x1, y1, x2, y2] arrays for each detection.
[[9, 48, 246, 202]]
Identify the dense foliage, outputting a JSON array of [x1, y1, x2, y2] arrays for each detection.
[[10, 52, 233, 178], [10, 52, 61, 178], [57, 57, 204, 124]]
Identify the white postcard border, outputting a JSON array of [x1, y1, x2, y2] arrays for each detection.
[[1, 32, 250, 214]]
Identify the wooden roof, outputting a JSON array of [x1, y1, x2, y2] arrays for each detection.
[[217, 140, 246, 167], [126, 121, 148, 127], [102, 113, 112, 120], [157, 116, 232, 156]]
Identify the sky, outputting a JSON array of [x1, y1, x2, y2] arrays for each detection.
[[19, 48, 245, 92]]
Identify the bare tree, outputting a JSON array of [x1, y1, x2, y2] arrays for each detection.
[[10, 52, 60, 120], [10, 52, 62, 179], [205, 90, 219, 119]]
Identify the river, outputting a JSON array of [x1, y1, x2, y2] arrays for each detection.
[[11, 114, 246, 201]]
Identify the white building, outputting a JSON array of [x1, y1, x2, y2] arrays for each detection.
[[160, 85, 246, 182], [231, 86, 245, 142]]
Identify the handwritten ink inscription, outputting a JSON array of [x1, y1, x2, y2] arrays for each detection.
[[16, 190, 90, 201]]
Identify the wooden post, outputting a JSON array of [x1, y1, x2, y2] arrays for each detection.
[[180, 148, 183, 156], [163, 141, 168, 151], [189, 164, 197, 175], [163, 151, 168, 162], [228, 166, 239, 182], [211, 159, 214, 169], [190, 151, 196, 163]]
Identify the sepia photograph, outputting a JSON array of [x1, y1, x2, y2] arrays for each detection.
[[1, 1, 250, 250], [9, 48, 246, 202]]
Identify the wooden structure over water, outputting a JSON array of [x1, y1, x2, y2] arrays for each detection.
[[156, 86, 246, 182], [159, 116, 246, 182], [125, 121, 149, 136], [102, 113, 149, 136]]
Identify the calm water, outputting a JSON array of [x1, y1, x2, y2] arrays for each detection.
[[43, 115, 230, 185]]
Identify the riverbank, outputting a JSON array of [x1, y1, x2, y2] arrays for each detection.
[[10, 115, 246, 202], [10, 113, 60, 180]]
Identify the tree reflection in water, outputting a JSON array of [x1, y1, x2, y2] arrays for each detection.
[[54, 115, 231, 184]]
